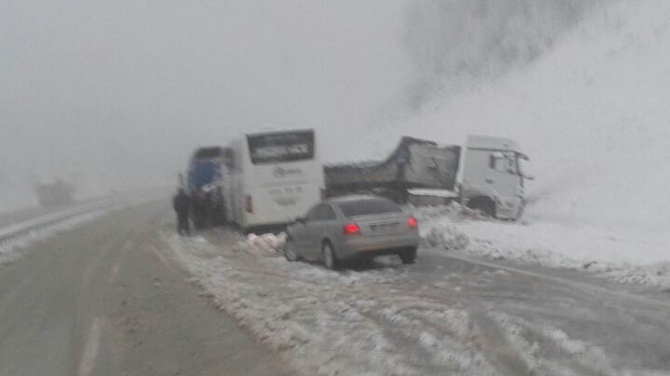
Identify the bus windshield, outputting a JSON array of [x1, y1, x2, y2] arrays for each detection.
[[247, 130, 315, 165]]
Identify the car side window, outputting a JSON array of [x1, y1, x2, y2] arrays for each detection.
[[305, 205, 336, 221], [305, 205, 322, 221], [323, 205, 337, 220]]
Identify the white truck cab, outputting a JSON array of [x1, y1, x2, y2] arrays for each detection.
[[460, 135, 531, 220]]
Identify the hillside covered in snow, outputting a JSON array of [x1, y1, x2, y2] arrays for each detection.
[[388, 0, 670, 264], [402, 0, 606, 109]]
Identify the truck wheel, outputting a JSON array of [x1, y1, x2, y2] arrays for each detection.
[[467, 197, 496, 218]]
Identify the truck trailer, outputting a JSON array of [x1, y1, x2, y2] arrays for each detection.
[[324, 135, 532, 220]]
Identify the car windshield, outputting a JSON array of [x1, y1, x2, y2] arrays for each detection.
[[337, 198, 402, 218]]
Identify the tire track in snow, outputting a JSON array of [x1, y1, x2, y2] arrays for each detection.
[[163, 226, 636, 376]]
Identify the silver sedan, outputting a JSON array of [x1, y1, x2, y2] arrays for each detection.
[[284, 195, 421, 269]]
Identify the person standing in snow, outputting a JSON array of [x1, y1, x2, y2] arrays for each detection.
[[173, 188, 191, 235]]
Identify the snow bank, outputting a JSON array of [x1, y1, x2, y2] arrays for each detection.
[[415, 204, 670, 289], [0, 193, 160, 268], [0, 209, 108, 266]]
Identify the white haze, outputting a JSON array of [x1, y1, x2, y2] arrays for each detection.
[[347, 0, 609, 161], [1, 0, 410, 211], [401, 0, 606, 111]]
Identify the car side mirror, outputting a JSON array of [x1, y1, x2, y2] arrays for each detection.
[[295, 217, 305, 224]]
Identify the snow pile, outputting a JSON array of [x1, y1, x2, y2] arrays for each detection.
[[244, 233, 287, 257], [593, 263, 670, 291], [415, 204, 670, 289], [423, 223, 469, 251], [419, 216, 470, 252], [413, 204, 470, 250], [412, 202, 494, 222]]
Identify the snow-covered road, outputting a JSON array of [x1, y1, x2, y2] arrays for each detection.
[[0, 191, 171, 267], [3, 196, 668, 376], [0, 200, 288, 376], [164, 221, 670, 376]]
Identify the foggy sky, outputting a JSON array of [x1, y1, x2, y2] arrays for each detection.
[[1, 0, 410, 208]]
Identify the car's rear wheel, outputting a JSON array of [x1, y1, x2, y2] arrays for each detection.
[[323, 243, 340, 270], [399, 248, 417, 264], [283, 237, 301, 262]]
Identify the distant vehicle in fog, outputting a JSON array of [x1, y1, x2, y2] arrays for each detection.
[[221, 129, 325, 232], [284, 195, 421, 270], [324, 135, 533, 220], [35, 178, 74, 207]]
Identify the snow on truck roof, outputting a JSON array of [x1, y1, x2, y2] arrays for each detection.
[[467, 135, 522, 153]]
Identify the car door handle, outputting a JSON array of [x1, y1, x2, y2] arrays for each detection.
[[486, 178, 495, 184]]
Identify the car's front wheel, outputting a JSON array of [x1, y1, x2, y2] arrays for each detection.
[[283, 237, 301, 262], [399, 248, 417, 264], [323, 243, 340, 270]]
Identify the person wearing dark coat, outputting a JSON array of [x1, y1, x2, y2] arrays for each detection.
[[173, 188, 191, 235]]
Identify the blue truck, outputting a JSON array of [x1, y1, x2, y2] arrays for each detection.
[[186, 147, 229, 229]]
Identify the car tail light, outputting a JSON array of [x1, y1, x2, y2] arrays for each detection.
[[408, 216, 418, 229], [320, 188, 327, 200], [343, 223, 361, 235], [245, 195, 253, 213]]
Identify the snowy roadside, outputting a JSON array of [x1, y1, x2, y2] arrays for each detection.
[[161, 224, 625, 376], [0, 209, 109, 266], [0, 195, 163, 267], [414, 204, 670, 290]]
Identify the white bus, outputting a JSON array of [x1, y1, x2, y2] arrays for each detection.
[[222, 129, 325, 231]]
